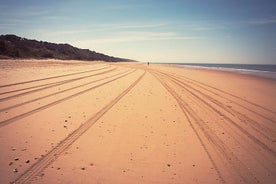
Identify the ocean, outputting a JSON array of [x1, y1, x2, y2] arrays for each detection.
[[172, 63, 276, 79]]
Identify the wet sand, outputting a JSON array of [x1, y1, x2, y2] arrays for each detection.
[[0, 60, 275, 184]]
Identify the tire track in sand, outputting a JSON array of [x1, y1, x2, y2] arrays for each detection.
[[11, 71, 145, 184], [0, 66, 112, 96], [175, 73, 275, 114], [153, 71, 260, 184], [0, 67, 116, 102], [164, 71, 275, 124], [157, 71, 276, 155], [157, 71, 276, 177], [0, 68, 119, 113], [0, 69, 136, 128], [0, 65, 109, 88]]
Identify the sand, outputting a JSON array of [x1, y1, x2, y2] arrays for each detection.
[[0, 59, 275, 184]]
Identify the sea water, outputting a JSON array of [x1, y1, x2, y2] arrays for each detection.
[[173, 63, 276, 79]]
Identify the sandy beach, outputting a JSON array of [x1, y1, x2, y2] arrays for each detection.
[[0, 59, 275, 184]]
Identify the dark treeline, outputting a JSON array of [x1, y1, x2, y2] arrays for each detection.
[[0, 34, 135, 62]]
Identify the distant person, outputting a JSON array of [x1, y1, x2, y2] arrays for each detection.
[[147, 62, 149, 66]]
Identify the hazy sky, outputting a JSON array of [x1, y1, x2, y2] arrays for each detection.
[[0, 0, 276, 64]]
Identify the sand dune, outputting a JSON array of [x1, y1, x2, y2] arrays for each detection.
[[0, 60, 275, 184]]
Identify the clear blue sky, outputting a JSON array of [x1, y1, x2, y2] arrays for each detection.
[[0, 0, 276, 64]]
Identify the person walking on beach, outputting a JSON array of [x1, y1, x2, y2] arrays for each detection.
[[147, 62, 149, 66]]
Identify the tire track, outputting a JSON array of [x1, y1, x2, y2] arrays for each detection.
[[185, 80, 276, 141], [157, 71, 276, 173], [155, 69, 276, 175], [0, 82, 55, 96], [0, 66, 112, 96], [159, 72, 276, 138], [153, 72, 260, 184], [0, 65, 109, 88], [0, 68, 121, 113], [12, 71, 146, 184], [166, 71, 276, 123], [173, 72, 275, 114], [0, 67, 116, 102], [152, 72, 226, 183], [0, 69, 136, 128], [170, 71, 276, 141], [156, 71, 276, 156]]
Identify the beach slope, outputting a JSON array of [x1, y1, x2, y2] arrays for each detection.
[[0, 60, 275, 184]]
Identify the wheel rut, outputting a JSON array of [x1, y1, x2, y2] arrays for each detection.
[[161, 72, 276, 149], [0, 67, 115, 100], [152, 70, 274, 184], [11, 71, 146, 184], [0, 68, 119, 113], [173, 72, 275, 114], [0, 66, 109, 88], [0, 69, 136, 128]]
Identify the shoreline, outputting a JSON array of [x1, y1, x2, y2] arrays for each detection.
[[157, 63, 276, 79]]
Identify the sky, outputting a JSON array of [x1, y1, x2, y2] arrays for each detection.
[[0, 0, 276, 64]]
